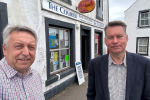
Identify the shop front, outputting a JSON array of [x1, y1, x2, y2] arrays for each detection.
[[0, 0, 109, 99]]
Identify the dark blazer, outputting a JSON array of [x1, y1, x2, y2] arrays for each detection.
[[87, 52, 150, 100]]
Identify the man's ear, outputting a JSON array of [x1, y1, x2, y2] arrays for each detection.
[[3, 44, 7, 56]]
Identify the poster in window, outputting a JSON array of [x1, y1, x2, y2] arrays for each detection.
[[51, 52, 54, 58], [65, 55, 69, 61], [65, 30, 69, 46], [49, 35, 57, 48], [61, 52, 65, 59], [54, 52, 58, 61]]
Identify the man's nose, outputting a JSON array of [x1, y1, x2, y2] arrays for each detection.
[[22, 47, 29, 55], [113, 37, 118, 43]]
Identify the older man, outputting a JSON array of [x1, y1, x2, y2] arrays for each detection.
[[0, 25, 45, 100], [87, 21, 150, 100]]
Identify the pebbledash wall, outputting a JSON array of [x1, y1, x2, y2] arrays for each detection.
[[0, 0, 109, 99], [125, 0, 150, 59]]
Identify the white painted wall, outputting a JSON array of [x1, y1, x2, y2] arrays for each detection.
[[0, 0, 109, 93], [125, 0, 150, 59]]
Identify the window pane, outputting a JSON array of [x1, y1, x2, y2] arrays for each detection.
[[145, 20, 149, 25], [50, 51, 59, 72], [143, 39, 148, 45], [60, 30, 69, 48], [95, 43, 98, 54], [141, 20, 145, 25], [60, 49, 69, 68], [49, 28, 59, 49], [139, 39, 142, 45], [145, 13, 148, 18], [141, 13, 145, 19], [139, 46, 142, 52], [143, 46, 147, 52]]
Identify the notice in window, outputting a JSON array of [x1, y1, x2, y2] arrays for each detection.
[[51, 52, 54, 58], [65, 55, 69, 61], [54, 52, 58, 61], [65, 31, 69, 46], [49, 35, 57, 48]]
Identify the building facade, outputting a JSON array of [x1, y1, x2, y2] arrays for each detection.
[[0, 0, 109, 99], [125, 0, 150, 59]]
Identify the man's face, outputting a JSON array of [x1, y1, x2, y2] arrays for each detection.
[[3, 31, 36, 74], [105, 26, 128, 55]]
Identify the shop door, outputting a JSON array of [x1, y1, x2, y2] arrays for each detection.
[[94, 30, 103, 57], [81, 29, 90, 72]]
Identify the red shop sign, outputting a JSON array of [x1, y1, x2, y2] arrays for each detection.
[[78, 0, 95, 13]]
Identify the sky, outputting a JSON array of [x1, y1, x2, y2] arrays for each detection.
[[109, 0, 137, 22]]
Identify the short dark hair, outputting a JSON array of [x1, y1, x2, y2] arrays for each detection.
[[104, 21, 127, 36]]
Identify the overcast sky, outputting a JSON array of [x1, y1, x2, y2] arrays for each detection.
[[109, 0, 137, 22]]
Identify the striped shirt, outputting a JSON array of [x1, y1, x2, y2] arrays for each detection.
[[0, 58, 45, 100], [108, 54, 127, 100]]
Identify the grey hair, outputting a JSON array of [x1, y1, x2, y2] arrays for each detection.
[[104, 21, 127, 37], [3, 25, 37, 48]]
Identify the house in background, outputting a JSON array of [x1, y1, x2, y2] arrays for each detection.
[[125, 0, 150, 59], [0, 0, 109, 99]]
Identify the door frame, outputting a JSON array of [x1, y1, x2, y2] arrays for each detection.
[[94, 29, 103, 57], [80, 25, 91, 71]]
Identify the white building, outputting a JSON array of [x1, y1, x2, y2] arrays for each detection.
[[0, 0, 109, 99], [125, 0, 150, 59]]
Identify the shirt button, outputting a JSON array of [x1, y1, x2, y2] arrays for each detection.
[[118, 80, 122, 82], [120, 93, 123, 95], [26, 93, 29, 96]]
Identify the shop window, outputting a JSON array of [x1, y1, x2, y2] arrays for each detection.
[[45, 17, 75, 86], [136, 37, 149, 55], [61, 0, 72, 5], [138, 11, 149, 27], [96, 0, 103, 21], [49, 27, 70, 73]]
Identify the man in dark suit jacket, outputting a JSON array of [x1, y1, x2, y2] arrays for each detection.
[[87, 21, 150, 100]]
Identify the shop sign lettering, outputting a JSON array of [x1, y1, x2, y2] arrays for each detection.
[[42, 0, 104, 28], [78, 0, 95, 13]]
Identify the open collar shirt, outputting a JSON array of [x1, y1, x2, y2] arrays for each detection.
[[108, 54, 127, 100], [0, 57, 45, 100]]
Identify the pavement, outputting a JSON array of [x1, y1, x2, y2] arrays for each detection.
[[51, 73, 88, 100]]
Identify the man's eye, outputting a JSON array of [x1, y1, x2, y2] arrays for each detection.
[[108, 37, 113, 39], [29, 46, 35, 50], [15, 45, 22, 48], [117, 35, 123, 38]]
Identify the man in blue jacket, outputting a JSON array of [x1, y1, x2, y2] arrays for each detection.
[[87, 21, 150, 100]]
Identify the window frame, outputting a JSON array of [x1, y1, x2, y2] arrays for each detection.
[[136, 37, 149, 56], [61, 0, 72, 5], [45, 17, 75, 86], [49, 26, 70, 74], [138, 10, 150, 28], [96, 0, 103, 21]]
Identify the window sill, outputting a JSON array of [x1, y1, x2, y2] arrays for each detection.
[[45, 68, 76, 86], [138, 26, 150, 28], [136, 53, 149, 56]]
